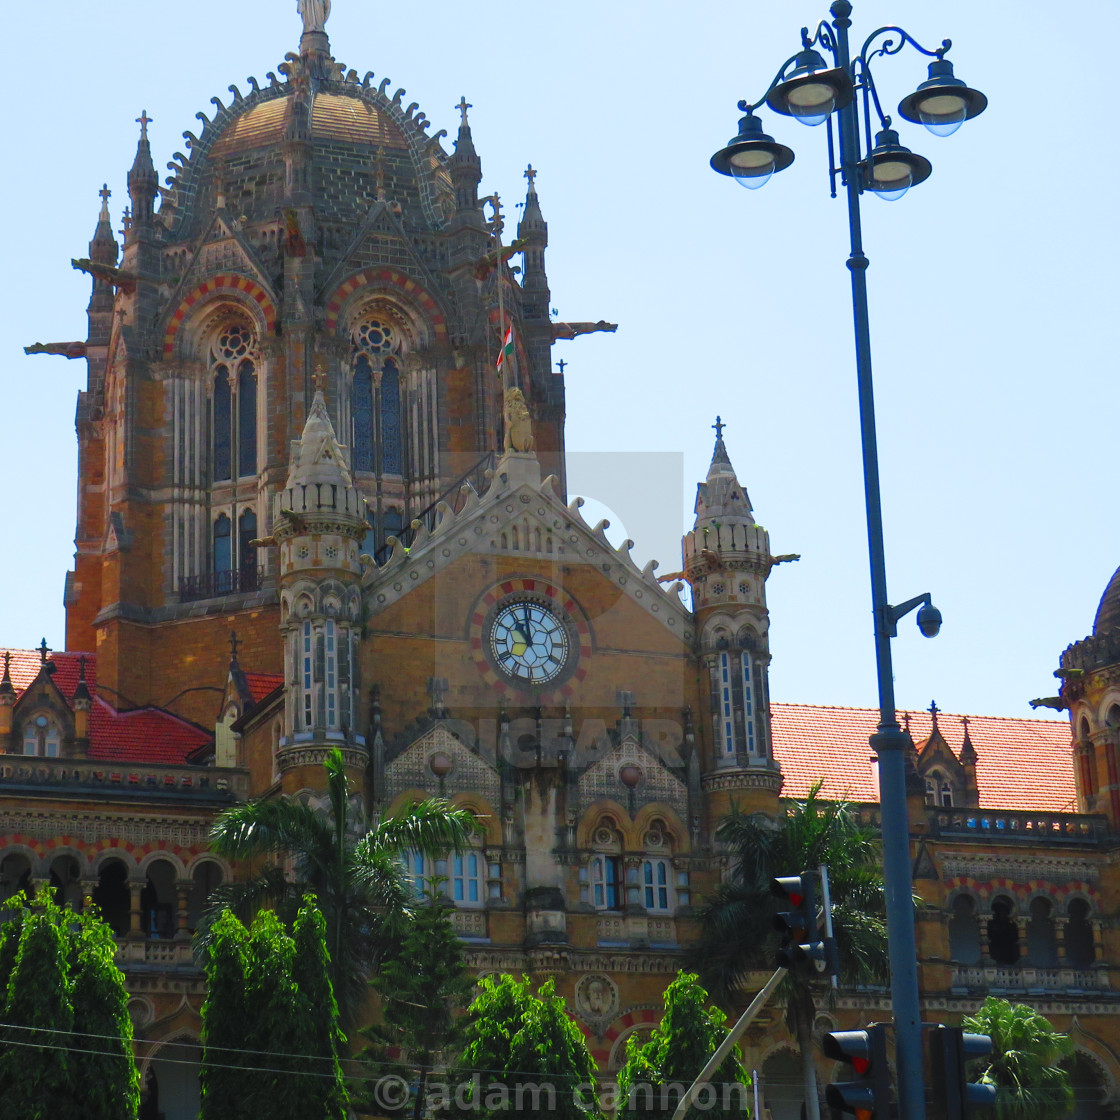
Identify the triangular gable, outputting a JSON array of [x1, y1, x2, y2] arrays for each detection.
[[364, 453, 693, 645], [576, 736, 687, 819], [316, 200, 446, 307], [917, 731, 968, 784], [160, 213, 277, 329], [382, 723, 501, 809]]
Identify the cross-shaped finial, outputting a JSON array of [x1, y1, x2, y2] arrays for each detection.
[[99, 184, 112, 206], [78, 654, 87, 681], [136, 110, 153, 139], [556, 359, 567, 374], [38, 638, 50, 664], [928, 700, 940, 730], [229, 629, 241, 663], [312, 365, 328, 393], [902, 711, 912, 735], [524, 164, 537, 188], [713, 415, 726, 440], [455, 96, 472, 126], [960, 715, 970, 730]]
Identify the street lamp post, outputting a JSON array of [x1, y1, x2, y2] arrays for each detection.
[[711, 4, 985, 1119]]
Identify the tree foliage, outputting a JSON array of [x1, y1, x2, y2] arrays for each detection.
[[962, 996, 1073, 1120], [451, 974, 603, 1120], [617, 972, 749, 1120], [200, 901, 347, 1120], [353, 893, 474, 1118], [0, 888, 139, 1120], [200, 746, 478, 1032]]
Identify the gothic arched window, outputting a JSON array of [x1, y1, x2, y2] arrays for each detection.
[[208, 322, 257, 484], [23, 714, 61, 758], [238, 510, 257, 579], [988, 897, 1020, 966], [1025, 897, 1058, 967], [350, 315, 403, 477], [213, 515, 232, 577], [1066, 899, 1095, 968], [711, 633, 763, 762], [948, 894, 981, 965]]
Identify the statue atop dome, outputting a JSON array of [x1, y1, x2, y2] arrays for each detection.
[[298, 0, 331, 33]]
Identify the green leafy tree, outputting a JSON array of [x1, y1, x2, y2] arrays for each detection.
[[617, 972, 749, 1120], [353, 893, 474, 1118], [291, 898, 348, 1120], [692, 784, 891, 1120], [71, 907, 142, 1120], [201, 746, 478, 1032], [0, 888, 138, 1120], [962, 996, 1073, 1119], [199, 908, 251, 1120], [451, 974, 603, 1120], [201, 902, 349, 1119]]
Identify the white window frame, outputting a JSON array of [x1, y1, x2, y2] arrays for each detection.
[[642, 858, 673, 913]]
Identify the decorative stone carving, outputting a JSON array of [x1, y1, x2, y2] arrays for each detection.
[[575, 973, 619, 1030]]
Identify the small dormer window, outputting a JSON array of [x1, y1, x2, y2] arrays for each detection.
[[24, 715, 61, 758]]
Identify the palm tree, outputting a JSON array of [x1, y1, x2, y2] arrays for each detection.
[[691, 783, 891, 1120], [198, 747, 478, 1034], [962, 997, 1073, 1119]]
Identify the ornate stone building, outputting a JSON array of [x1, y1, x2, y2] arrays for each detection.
[[3, 5, 1118, 1119]]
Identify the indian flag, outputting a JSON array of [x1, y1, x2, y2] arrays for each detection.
[[496, 324, 514, 376]]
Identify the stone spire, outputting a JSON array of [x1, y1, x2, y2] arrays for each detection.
[[87, 186, 118, 341], [127, 111, 158, 226], [517, 164, 549, 316], [449, 96, 484, 224], [693, 416, 754, 534], [280, 378, 362, 509]]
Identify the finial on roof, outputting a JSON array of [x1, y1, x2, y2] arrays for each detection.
[[928, 700, 940, 732], [297, 0, 331, 34], [136, 109, 152, 141], [524, 164, 537, 192], [902, 711, 912, 737], [959, 715, 977, 762], [98, 184, 112, 221], [312, 365, 329, 395], [456, 96, 472, 127], [229, 629, 241, 666], [709, 415, 732, 469], [38, 638, 50, 665], [374, 145, 387, 201]]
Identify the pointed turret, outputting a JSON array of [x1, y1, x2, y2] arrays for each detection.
[[517, 164, 550, 316], [449, 97, 484, 227], [684, 419, 781, 817], [86, 186, 118, 345], [274, 375, 367, 794], [127, 111, 158, 227]]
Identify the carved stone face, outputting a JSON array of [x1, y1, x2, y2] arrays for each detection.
[[586, 979, 609, 1014]]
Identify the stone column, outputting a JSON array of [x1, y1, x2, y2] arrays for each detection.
[[128, 879, 146, 940], [175, 880, 193, 940]]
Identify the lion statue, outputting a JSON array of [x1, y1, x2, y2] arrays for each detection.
[[503, 387, 534, 453]]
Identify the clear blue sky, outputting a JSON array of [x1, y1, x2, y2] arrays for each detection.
[[2, 1, 1113, 723]]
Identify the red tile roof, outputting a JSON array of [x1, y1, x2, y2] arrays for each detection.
[[771, 703, 1076, 813], [3, 649, 211, 765], [242, 672, 283, 705]]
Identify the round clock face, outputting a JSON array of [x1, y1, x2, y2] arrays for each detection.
[[489, 599, 571, 685]]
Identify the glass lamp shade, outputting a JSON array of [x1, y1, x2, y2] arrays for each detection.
[[711, 112, 794, 187], [860, 128, 931, 201], [766, 52, 853, 127], [898, 58, 987, 137]]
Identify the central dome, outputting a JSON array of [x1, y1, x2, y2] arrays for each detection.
[[1094, 565, 1120, 635]]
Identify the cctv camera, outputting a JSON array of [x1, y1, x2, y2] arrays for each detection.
[[916, 602, 942, 638]]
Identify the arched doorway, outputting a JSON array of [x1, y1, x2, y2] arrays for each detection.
[[761, 1048, 803, 1120], [1062, 1052, 1107, 1119], [93, 859, 131, 936], [144, 1038, 201, 1120]]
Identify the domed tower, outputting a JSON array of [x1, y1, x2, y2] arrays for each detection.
[[274, 377, 367, 794], [1058, 566, 1120, 825], [57, 4, 571, 726], [683, 419, 783, 821]]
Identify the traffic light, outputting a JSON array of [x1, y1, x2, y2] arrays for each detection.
[[929, 1025, 997, 1119], [823, 1024, 891, 1119], [770, 874, 828, 972]]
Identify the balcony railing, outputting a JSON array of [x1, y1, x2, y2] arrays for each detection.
[[0, 756, 250, 802], [951, 965, 1110, 993], [932, 808, 1109, 844], [178, 565, 264, 603]]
